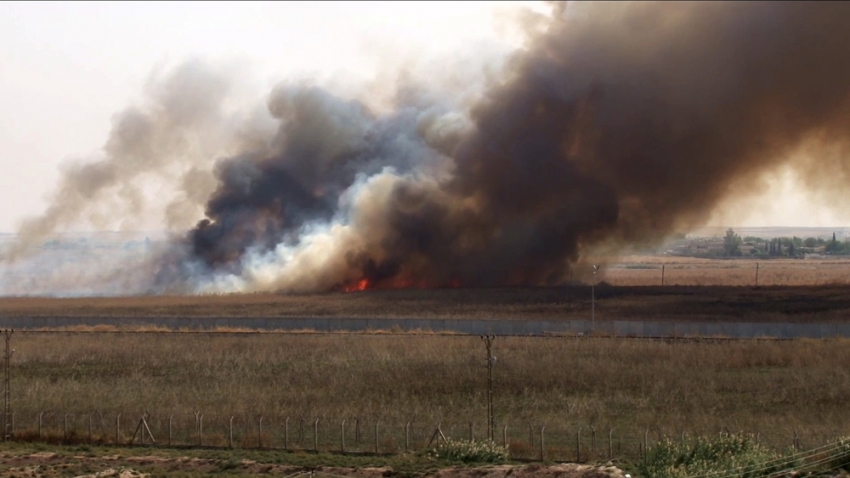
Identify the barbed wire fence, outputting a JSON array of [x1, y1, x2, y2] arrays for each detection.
[[2, 409, 839, 463]]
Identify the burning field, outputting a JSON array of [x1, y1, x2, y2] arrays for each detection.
[[4, 2, 850, 297]]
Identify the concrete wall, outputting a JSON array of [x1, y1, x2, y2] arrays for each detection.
[[1, 316, 850, 338]]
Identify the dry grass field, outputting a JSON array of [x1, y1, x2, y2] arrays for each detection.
[[3, 257, 850, 323], [601, 256, 850, 287], [7, 332, 850, 460], [4, 257, 850, 462], [3, 286, 850, 323]]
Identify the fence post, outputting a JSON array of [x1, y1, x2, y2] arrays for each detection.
[[591, 425, 596, 455], [375, 420, 379, 454], [608, 429, 613, 460], [258, 416, 263, 449], [503, 424, 508, 449], [64, 414, 69, 443], [38, 412, 43, 440], [355, 417, 360, 445], [644, 429, 649, 465], [341, 419, 346, 453], [540, 426, 545, 461], [116, 413, 120, 444], [229, 416, 234, 449], [285, 417, 289, 451], [576, 427, 582, 463], [89, 413, 93, 443], [529, 424, 534, 446], [195, 413, 203, 446], [468, 422, 473, 442], [314, 418, 319, 451], [405, 421, 411, 451], [168, 415, 173, 447]]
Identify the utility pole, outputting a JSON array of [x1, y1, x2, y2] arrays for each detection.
[[481, 335, 495, 441], [3, 329, 12, 442], [592, 265, 599, 332]]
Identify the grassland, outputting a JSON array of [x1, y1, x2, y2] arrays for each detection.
[[3, 257, 850, 323], [4, 284, 850, 323], [6, 332, 850, 462], [4, 257, 850, 467]]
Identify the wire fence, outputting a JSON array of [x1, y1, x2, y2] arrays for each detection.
[[2, 409, 841, 464]]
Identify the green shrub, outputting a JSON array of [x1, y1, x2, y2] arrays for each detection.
[[428, 438, 509, 464], [637, 434, 797, 478], [828, 436, 850, 472]]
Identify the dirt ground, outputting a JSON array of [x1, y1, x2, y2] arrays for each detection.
[[0, 450, 627, 478]]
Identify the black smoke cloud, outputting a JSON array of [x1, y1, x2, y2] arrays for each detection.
[[156, 1, 850, 293], [10, 2, 850, 295]]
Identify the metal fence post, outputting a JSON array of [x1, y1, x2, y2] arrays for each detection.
[[503, 424, 508, 449], [405, 421, 411, 451], [168, 415, 173, 447], [229, 416, 234, 449], [540, 426, 545, 461], [89, 413, 93, 443], [38, 412, 43, 440], [299, 417, 304, 444], [577, 427, 582, 463], [341, 419, 346, 453], [468, 422, 473, 442], [608, 429, 613, 460], [375, 420, 379, 454], [196, 413, 203, 446], [591, 425, 596, 455], [285, 417, 289, 451], [258, 416, 263, 449], [116, 413, 121, 444], [314, 418, 319, 451]]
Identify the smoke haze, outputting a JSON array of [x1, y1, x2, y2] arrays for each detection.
[[5, 2, 850, 295]]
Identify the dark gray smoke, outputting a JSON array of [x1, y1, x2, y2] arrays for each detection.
[[155, 1, 850, 293], [10, 2, 850, 295]]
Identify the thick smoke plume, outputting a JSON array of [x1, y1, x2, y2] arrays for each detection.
[[1, 61, 239, 262], [9, 2, 850, 295]]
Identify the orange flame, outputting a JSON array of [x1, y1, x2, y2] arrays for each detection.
[[343, 278, 370, 292], [342, 276, 464, 292]]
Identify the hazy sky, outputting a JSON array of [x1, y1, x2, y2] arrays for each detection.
[[0, 1, 847, 233]]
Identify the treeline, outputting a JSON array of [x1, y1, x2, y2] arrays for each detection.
[[727, 229, 849, 258]]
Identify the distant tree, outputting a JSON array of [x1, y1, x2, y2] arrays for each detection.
[[826, 239, 846, 254], [723, 228, 742, 257], [787, 241, 796, 257]]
